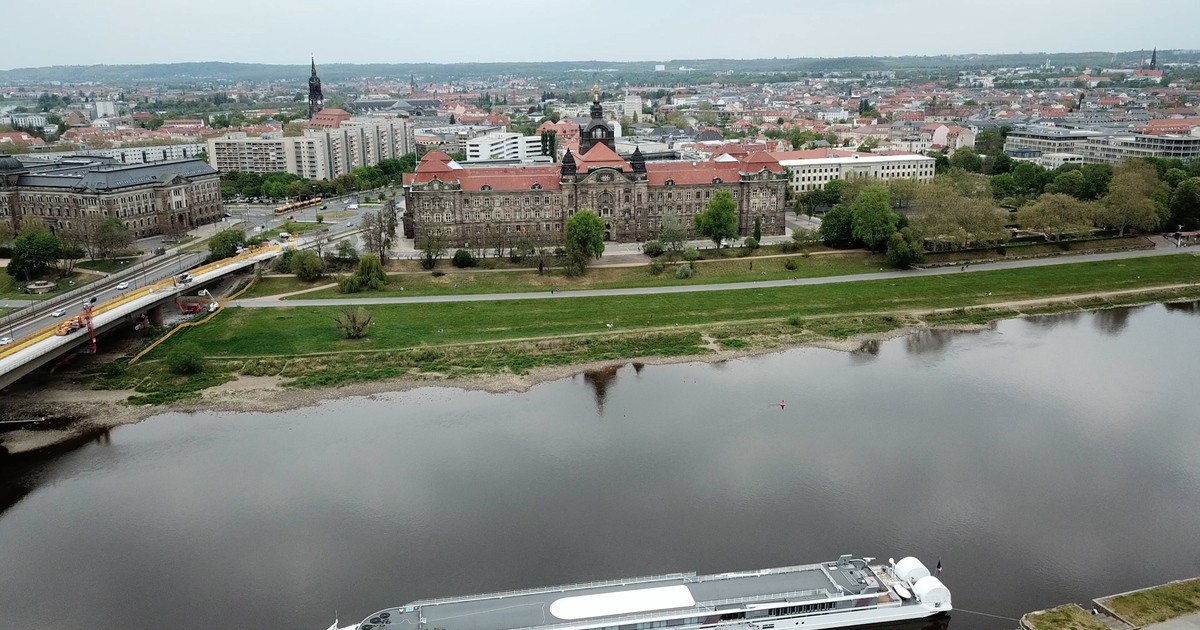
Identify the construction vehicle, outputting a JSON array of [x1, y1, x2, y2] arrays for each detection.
[[54, 305, 97, 352], [174, 290, 217, 315]]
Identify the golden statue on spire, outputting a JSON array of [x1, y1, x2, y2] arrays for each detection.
[[593, 83, 599, 103]]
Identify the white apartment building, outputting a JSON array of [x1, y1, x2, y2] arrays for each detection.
[[771, 150, 936, 194], [1003, 126, 1102, 155], [9, 113, 48, 128], [1077, 133, 1200, 164], [1039, 153, 1085, 169], [30, 143, 206, 165], [464, 132, 544, 162], [207, 117, 414, 179]]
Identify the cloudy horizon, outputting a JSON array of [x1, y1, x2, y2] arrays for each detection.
[[4, 0, 1198, 70]]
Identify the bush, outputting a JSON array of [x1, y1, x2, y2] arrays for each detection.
[[452, 249, 477, 268], [786, 314, 804, 327], [642, 240, 665, 257], [675, 263, 693, 279], [337, 274, 364, 294], [334, 307, 373, 340], [683, 247, 699, 262], [292, 250, 325, 282], [431, 270, 445, 277], [316, 214, 324, 223], [648, 260, 666, 275], [779, 240, 799, 253], [273, 249, 294, 273], [166, 344, 205, 375], [784, 258, 798, 271], [743, 236, 760, 250]]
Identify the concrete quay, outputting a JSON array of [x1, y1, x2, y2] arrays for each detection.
[[1021, 578, 1200, 630]]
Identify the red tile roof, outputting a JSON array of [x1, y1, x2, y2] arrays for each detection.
[[575, 142, 629, 170], [645, 161, 741, 186]]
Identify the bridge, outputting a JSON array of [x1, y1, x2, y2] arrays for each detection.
[[0, 245, 283, 390]]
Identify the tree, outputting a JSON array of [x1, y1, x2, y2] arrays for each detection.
[[1044, 170, 1087, 200], [540, 129, 558, 160], [291, 250, 326, 282], [1096, 160, 1169, 235], [207, 229, 245, 261], [937, 168, 992, 200], [990, 173, 1019, 201], [885, 228, 925, 269], [792, 227, 821, 252], [353, 254, 388, 290], [752, 215, 762, 242], [694, 190, 739, 248], [989, 152, 1014, 175], [95, 217, 134, 260], [1017, 193, 1094, 241], [0, 220, 13, 248], [949, 148, 983, 173], [564, 210, 605, 275], [1170, 177, 1200, 230], [658, 210, 686, 257], [850, 185, 898, 251], [975, 130, 1005, 155], [1012, 161, 1051, 197], [167, 343, 206, 375], [360, 210, 395, 262], [334, 307, 373, 339], [417, 225, 449, 270], [819, 205, 857, 248], [7, 229, 62, 281], [452, 249, 477, 268]]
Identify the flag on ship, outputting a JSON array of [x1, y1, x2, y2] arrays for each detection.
[[935, 559, 942, 576]]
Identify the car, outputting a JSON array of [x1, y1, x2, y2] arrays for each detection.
[[116, 282, 129, 290], [51, 309, 66, 317], [0, 337, 12, 346]]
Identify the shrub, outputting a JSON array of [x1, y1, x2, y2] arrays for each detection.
[[779, 240, 799, 253], [334, 307, 373, 340], [648, 260, 666, 275], [431, 270, 445, 277], [166, 344, 205, 375], [316, 213, 325, 223], [683, 247, 699, 262], [786, 314, 804, 327], [675, 263, 693, 279], [452, 249, 477, 268], [784, 258, 798, 271], [337, 274, 364, 294], [292, 250, 325, 282], [642, 240, 665, 257], [743, 236, 760, 250], [273, 250, 294, 273]]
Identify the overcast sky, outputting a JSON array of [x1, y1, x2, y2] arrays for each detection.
[[5, 0, 1197, 69]]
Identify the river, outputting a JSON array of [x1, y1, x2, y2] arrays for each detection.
[[2, 302, 1199, 630]]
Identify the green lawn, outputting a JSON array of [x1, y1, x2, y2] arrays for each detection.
[[281, 252, 885, 299], [263, 221, 325, 240], [1024, 604, 1109, 630], [0, 271, 102, 299], [76, 257, 141, 273], [1105, 579, 1200, 626], [163, 254, 1200, 359]]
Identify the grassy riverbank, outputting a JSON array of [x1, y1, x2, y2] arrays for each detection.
[[83, 254, 1200, 404], [1024, 604, 1109, 630], [1103, 578, 1200, 626]]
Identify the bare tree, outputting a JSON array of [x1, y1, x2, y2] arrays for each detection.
[[417, 225, 449, 270], [334, 307, 373, 339], [359, 211, 394, 262], [658, 210, 686, 258]]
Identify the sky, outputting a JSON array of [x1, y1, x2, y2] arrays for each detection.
[[4, 0, 1198, 69]]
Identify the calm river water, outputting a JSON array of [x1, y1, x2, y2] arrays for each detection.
[[2, 302, 1200, 630]]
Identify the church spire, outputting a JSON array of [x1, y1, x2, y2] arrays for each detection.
[[1151, 47, 1157, 70], [308, 56, 324, 119]]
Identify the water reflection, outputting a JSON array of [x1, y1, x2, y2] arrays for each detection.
[[1024, 311, 1083, 327], [849, 339, 881, 362], [904, 329, 960, 357], [582, 365, 621, 414], [1164, 300, 1200, 315], [1092, 307, 1132, 336]]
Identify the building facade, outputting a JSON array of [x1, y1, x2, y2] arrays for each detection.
[[464, 132, 545, 162], [772, 149, 936, 194], [207, 117, 414, 180], [0, 155, 224, 238], [403, 91, 788, 247]]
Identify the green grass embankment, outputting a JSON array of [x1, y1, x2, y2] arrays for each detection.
[[87, 254, 1200, 403], [1023, 604, 1109, 630], [1104, 578, 1200, 626]]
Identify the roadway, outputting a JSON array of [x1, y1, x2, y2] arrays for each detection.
[[232, 243, 1199, 308]]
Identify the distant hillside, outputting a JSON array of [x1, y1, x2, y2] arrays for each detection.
[[0, 51, 1194, 85]]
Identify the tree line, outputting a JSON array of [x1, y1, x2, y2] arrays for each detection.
[[219, 154, 417, 201], [2, 215, 135, 282]]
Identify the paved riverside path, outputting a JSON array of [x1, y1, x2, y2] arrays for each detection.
[[1144, 613, 1200, 629], [230, 245, 1198, 309]]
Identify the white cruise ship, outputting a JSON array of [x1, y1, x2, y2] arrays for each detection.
[[333, 555, 951, 630]]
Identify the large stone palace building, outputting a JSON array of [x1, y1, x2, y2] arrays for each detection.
[[402, 88, 788, 246], [0, 155, 224, 238]]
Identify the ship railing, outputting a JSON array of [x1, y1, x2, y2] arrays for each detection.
[[410, 572, 698, 607], [497, 589, 833, 630], [696, 588, 831, 608]]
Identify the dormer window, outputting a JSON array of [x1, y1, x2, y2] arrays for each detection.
[[531, 183, 542, 190], [481, 184, 492, 191], [712, 177, 723, 184], [665, 179, 675, 186]]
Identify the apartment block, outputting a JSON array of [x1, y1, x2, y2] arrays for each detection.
[[770, 149, 936, 194], [464, 132, 545, 162]]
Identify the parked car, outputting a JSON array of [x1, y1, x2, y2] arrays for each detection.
[[116, 282, 129, 290], [51, 309, 66, 317], [0, 336, 12, 346]]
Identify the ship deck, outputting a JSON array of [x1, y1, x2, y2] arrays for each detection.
[[385, 560, 884, 630]]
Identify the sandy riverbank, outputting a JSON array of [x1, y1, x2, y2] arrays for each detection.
[[0, 323, 959, 458]]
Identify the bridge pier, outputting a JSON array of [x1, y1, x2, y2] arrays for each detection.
[[147, 305, 165, 327]]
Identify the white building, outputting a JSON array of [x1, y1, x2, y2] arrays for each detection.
[[770, 149, 936, 194], [9, 113, 48, 128], [207, 117, 415, 179], [816, 109, 850, 123], [1038, 153, 1085, 169], [93, 101, 118, 118], [623, 92, 643, 118], [464, 132, 544, 162]]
